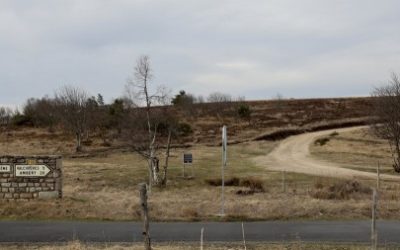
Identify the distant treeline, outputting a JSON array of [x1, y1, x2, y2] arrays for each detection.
[[0, 86, 252, 150]]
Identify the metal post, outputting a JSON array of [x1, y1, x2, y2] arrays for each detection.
[[377, 162, 380, 191], [221, 158, 224, 215], [221, 125, 227, 216]]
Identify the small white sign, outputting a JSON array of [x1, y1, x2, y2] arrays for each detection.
[[0, 165, 11, 173], [15, 165, 51, 177]]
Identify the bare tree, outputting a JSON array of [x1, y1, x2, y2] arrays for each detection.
[[0, 107, 14, 136], [23, 96, 58, 130], [0, 107, 13, 127], [372, 73, 400, 172], [125, 55, 174, 189], [207, 92, 232, 103], [55, 85, 89, 152]]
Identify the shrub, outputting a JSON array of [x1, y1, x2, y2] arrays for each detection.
[[329, 131, 339, 137], [225, 177, 240, 186], [177, 123, 193, 136], [11, 113, 33, 126], [313, 179, 324, 189], [314, 137, 330, 146], [240, 177, 264, 192], [205, 176, 265, 195], [311, 180, 371, 200], [237, 104, 251, 119], [205, 177, 240, 187]]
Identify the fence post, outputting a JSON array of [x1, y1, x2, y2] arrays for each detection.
[[371, 188, 377, 250], [242, 222, 247, 250], [200, 227, 204, 250], [139, 183, 151, 250], [377, 162, 380, 191]]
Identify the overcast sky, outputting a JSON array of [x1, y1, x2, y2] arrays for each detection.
[[1, 0, 400, 107]]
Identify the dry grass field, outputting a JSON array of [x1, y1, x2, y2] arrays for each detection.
[[1, 97, 399, 221], [1, 126, 400, 222], [310, 127, 394, 174], [0, 241, 387, 250]]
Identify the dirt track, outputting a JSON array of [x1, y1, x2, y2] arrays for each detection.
[[254, 126, 400, 181]]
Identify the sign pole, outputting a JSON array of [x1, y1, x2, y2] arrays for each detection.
[[221, 125, 227, 216]]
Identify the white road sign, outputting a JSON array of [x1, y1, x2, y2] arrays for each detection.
[[0, 165, 11, 173], [15, 165, 51, 177]]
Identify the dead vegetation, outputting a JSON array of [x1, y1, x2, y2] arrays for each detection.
[[206, 176, 265, 195], [310, 128, 395, 174], [2, 123, 400, 221], [310, 180, 371, 200], [0, 241, 383, 250]]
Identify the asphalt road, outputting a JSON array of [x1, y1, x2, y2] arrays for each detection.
[[0, 220, 400, 243]]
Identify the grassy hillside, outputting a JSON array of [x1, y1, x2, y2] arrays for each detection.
[[1, 97, 396, 222], [168, 97, 373, 145]]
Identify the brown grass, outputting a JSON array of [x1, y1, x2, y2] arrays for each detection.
[[2, 126, 400, 221], [310, 180, 371, 200], [0, 241, 384, 250], [310, 127, 394, 174]]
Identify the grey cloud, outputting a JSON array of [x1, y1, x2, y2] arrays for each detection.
[[1, 0, 400, 106]]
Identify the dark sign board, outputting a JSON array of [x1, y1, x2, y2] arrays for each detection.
[[183, 153, 193, 164]]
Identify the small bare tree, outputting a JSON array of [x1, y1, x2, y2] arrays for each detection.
[[55, 85, 89, 152], [125, 55, 174, 189], [0, 107, 13, 127], [372, 73, 400, 172], [0, 107, 14, 138]]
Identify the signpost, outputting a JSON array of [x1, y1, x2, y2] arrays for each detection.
[[183, 154, 193, 164], [15, 165, 51, 177], [221, 125, 227, 216], [183, 153, 193, 178]]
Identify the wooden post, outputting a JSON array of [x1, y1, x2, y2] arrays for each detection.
[[371, 188, 377, 250], [139, 183, 151, 250], [200, 227, 204, 250]]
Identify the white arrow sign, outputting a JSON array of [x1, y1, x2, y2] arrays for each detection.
[[15, 165, 51, 177]]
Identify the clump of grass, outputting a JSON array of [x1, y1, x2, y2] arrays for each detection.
[[314, 137, 330, 146], [182, 207, 199, 219], [311, 180, 371, 200], [240, 177, 264, 192], [205, 177, 240, 187], [205, 176, 265, 195], [329, 131, 339, 137], [314, 179, 324, 189]]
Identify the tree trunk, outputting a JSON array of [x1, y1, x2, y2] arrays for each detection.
[[161, 130, 172, 187], [76, 132, 82, 152], [151, 156, 161, 186]]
